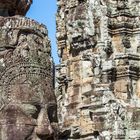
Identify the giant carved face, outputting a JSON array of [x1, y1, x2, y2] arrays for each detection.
[[0, 31, 58, 140]]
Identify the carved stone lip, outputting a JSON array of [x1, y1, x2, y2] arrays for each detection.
[[0, 122, 37, 126]]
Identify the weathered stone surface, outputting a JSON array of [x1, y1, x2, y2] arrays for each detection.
[[0, 1, 58, 140], [0, 0, 32, 16], [56, 0, 140, 139]]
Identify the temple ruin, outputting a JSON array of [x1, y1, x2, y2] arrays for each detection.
[[0, 0, 140, 140], [56, 0, 140, 139]]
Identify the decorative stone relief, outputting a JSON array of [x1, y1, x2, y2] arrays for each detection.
[[56, 0, 140, 139]]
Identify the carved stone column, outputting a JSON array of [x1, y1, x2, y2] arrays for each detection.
[[56, 0, 140, 139]]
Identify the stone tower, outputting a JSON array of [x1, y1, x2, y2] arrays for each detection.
[[0, 0, 58, 140], [56, 0, 140, 139]]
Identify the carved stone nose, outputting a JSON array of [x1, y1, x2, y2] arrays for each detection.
[[35, 124, 54, 137], [35, 108, 54, 138]]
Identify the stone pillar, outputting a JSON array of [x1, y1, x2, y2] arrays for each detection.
[[56, 0, 140, 139]]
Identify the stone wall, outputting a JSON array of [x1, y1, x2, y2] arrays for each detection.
[[56, 0, 140, 139]]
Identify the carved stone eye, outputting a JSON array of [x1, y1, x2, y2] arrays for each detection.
[[20, 104, 41, 119]]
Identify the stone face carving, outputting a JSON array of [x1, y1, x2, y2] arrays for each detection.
[[56, 0, 140, 139], [0, 1, 58, 140]]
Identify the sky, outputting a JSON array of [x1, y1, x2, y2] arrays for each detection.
[[26, 0, 59, 64]]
